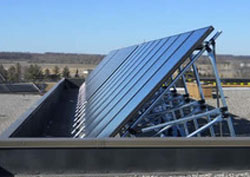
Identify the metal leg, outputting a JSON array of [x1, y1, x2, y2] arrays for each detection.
[[207, 50, 227, 107], [191, 61, 215, 136], [207, 45, 235, 137], [227, 116, 236, 137], [179, 66, 189, 95], [192, 63, 204, 100]]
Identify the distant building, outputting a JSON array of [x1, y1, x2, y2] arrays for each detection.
[[82, 69, 93, 77]]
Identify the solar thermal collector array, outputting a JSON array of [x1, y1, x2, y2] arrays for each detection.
[[74, 26, 214, 138]]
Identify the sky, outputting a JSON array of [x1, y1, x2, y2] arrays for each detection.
[[0, 0, 250, 55]]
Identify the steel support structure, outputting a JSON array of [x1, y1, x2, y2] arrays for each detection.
[[120, 31, 235, 138]]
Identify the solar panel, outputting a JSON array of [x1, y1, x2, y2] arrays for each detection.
[[86, 50, 118, 83], [0, 83, 40, 93], [74, 26, 217, 138], [85, 45, 138, 100]]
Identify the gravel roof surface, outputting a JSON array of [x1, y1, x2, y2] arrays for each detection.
[[206, 88, 250, 136], [207, 88, 250, 120], [0, 94, 41, 135]]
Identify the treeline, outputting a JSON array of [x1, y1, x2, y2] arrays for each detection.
[[0, 52, 105, 65], [0, 63, 81, 83]]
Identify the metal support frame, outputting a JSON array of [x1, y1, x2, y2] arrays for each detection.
[[120, 31, 235, 138], [141, 108, 221, 133], [207, 44, 236, 137]]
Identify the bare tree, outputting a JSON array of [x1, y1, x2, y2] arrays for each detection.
[[74, 69, 79, 78]]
